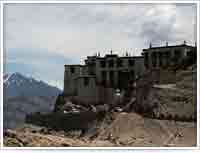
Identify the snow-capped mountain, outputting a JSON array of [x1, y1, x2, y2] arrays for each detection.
[[3, 72, 62, 129], [4, 72, 62, 98], [3, 73, 11, 83]]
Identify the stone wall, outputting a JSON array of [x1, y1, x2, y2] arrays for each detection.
[[73, 85, 115, 105], [64, 65, 84, 96], [26, 111, 103, 131]]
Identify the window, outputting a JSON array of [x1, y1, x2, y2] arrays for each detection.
[[89, 61, 96, 67], [109, 71, 114, 86], [128, 59, 135, 66], [101, 71, 107, 86], [70, 67, 75, 74], [84, 77, 89, 86], [158, 52, 163, 67], [102, 71, 106, 80], [108, 59, 114, 67], [165, 52, 171, 66], [165, 51, 171, 58], [100, 60, 106, 68], [144, 53, 148, 61], [130, 70, 135, 78], [174, 50, 181, 58], [144, 53, 149, 68], [117, 59, 123, 67], [151, 52, 157, 67]]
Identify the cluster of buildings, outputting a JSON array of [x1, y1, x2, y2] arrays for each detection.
[[63, 42, 196, 105]]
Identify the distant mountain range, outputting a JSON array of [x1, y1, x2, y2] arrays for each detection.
[[4, 72, 62, 98], [3, 72, 62, 129]]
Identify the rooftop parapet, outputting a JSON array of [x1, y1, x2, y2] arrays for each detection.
[[143, 42, 196, 52]]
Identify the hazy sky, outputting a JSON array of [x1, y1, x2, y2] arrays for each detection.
[[3, 3, 197, 89]]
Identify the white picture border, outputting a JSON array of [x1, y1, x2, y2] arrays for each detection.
[[0, 0, 199, 150]]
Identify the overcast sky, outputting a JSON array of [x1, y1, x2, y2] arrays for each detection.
[[3, 3, 197, 89]]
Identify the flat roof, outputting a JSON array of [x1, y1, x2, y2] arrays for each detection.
[[65, 55, 144, 66], [105, 54, 118, 58], [143, 44, 195, 51], [95, 55, 143, 60], [64, 64, 85, 67], [119, 56, 143, 59]]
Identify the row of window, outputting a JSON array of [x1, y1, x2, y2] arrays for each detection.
[[146, 50, 182, 60], [78, 70, 136, 87], [68, 59, 135, 74], [101, 70, 135, 79], [101, 70, 135, 87], [100, 59, 135, 68], [145, 50, 182, 68]]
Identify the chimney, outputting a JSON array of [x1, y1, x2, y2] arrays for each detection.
[[149, 42, 152, 48]]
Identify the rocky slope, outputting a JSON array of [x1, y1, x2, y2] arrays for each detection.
[[134, 65, 196, 121], [4, 112, 196, 147], [4, 72, 62, 129]]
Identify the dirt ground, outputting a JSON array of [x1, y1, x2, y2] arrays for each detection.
[[4, 112, 196, 147]]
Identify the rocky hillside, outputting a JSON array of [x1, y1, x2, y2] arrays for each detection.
[[4, 112, 196, 147], [4, 72, 62, 129], [133, 65, 196, 121]]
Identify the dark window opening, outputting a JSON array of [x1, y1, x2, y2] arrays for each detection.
[[101, 71, 107, 85], [117, 59, 123, 67], [117, 71, 121, 89], [165, 51, 171, 66], [144, 53, 149, 68], [128, 59, 135, 66], [158, 52, 163, 67], [89, 61, 96, 67], [70, 67, 75, 74], [84, 77, 89, 86], [165, 51, 171, 58], [101, 80, 106, 86], [108, 60, 114, 67], [102, 71, 107, 80], [100, 60, 106, 68], [92, 61, 96, 66], [151, 52, 157, 67], [174, 50, 181, 59], [187, 51, 192, 57], [109, 71, 114, 86], [144, 53, 148, 61], [173, 50, 181, 64], [130, 70, 135, 79], [187, 51, 196, 64], [88, 62, 96, 75]]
